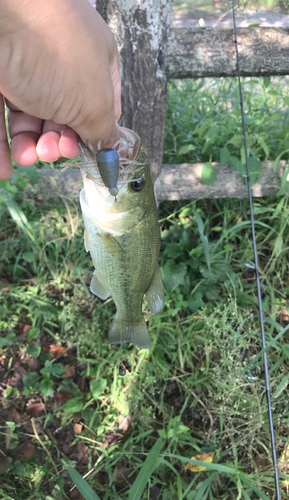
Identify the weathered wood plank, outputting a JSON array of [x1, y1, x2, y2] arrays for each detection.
[[154, 161, 289, 200], [166, 27, 289, 79], [20, 161, 288, 202]]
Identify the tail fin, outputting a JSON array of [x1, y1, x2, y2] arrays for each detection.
[[109, 314, 151, 349]]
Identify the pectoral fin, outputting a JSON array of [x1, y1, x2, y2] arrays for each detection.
[[145, 267, 164, 313], [84, 229, 90, 252], [98, 233, 123, 258], [90, 270, 110, 300]]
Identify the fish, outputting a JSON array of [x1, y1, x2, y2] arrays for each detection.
[[78, 126, 164, 349]]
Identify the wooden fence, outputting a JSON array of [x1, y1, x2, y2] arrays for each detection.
[[33, 1, 289, 201]]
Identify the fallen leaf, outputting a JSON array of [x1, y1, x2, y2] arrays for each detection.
[[149, 485, 161, 500], [282, 306, 289, 322], [29, 357, 41, 372], [41, 342, 51, 352], [23, 420, 41, 434], [62, 443, 77, 457], [12, 442, 39, 459], [184, 451, 216, 472], [7, 407, 21, 423], [77, 376, 88, 392], [50, 345, 66, 359], [7, 366, 27, 388], [26, 402, 45, 418], [19, 323, 32, 335], [254, 454, 267, 469], [63, 365, 75, 379], [0, 278, 9, 292], [118, 415, 131, 433], [76, 442, 90, 465], [105, 433, 123, 446], [46, 429, 57, 444], [74, 423, 83, 434], [56, 390, 73, 404]]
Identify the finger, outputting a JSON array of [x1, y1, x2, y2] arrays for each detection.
[[58, 128, 80, 158], [36, 131, 62, 162], [11, 133, 40, 166], [0, 94, 13, 180], [8, 109, 42, 165], [36, 127, 80, 161], [36, 121, 66, 161]]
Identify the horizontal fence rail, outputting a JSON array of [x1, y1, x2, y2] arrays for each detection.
[[16, 161, 289, 202], [166, 27, 289, 78]]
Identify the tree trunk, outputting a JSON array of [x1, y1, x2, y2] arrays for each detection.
[[96, 0, 173, 180]]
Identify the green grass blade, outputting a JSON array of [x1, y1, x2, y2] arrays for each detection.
[[164, 453, 236, 474], [241, 488, 251, 500], [195, 473, 217, 500], [192, 210, 211, 272], [243, 323, 289, 373], [0, 188, 39, 248], [241, 476, 271, 500], [66, 465, 101, 500], [128, 438, 163, 500]]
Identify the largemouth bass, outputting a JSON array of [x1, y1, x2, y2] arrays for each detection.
[[78, 127, 164, 349]]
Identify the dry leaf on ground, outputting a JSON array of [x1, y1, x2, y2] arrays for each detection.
[[18, 323, 32, 335], [63, 365, 75, 378], [50, 345, 66, 359], [74, 423, 83, 434], [26, 402, 45, 418], [12, 442, 39, 459], [184, 451, 216, 472]]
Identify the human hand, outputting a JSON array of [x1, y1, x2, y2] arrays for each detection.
[[0, 0, 121, 180]]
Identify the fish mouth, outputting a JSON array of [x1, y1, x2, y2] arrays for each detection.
[[79, 126, 147, 187]]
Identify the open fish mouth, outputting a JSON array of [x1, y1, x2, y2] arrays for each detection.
[[61, 126, 147, 186]]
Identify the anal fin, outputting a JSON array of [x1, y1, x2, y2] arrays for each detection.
[[145, 267, 164, 313], [90, 270, 110, 300]]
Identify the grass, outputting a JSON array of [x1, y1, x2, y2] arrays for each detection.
[[1, 76, 289, 499]]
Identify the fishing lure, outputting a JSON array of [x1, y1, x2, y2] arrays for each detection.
[[63, 129, 147, 201], [96, 148, 119, 199]]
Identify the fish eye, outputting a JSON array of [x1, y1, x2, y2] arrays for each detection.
[[129, 177, 145, 192]]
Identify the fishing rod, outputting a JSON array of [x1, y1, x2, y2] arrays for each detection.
[[231, 1, 280, 497]]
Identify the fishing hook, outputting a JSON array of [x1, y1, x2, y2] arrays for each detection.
[[231, 2, 280, 497]]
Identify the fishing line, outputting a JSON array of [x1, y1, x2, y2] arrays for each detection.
[[231, 2, 280, 496]]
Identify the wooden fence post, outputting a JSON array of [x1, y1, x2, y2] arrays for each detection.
[[95, 0, 173, 180]]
